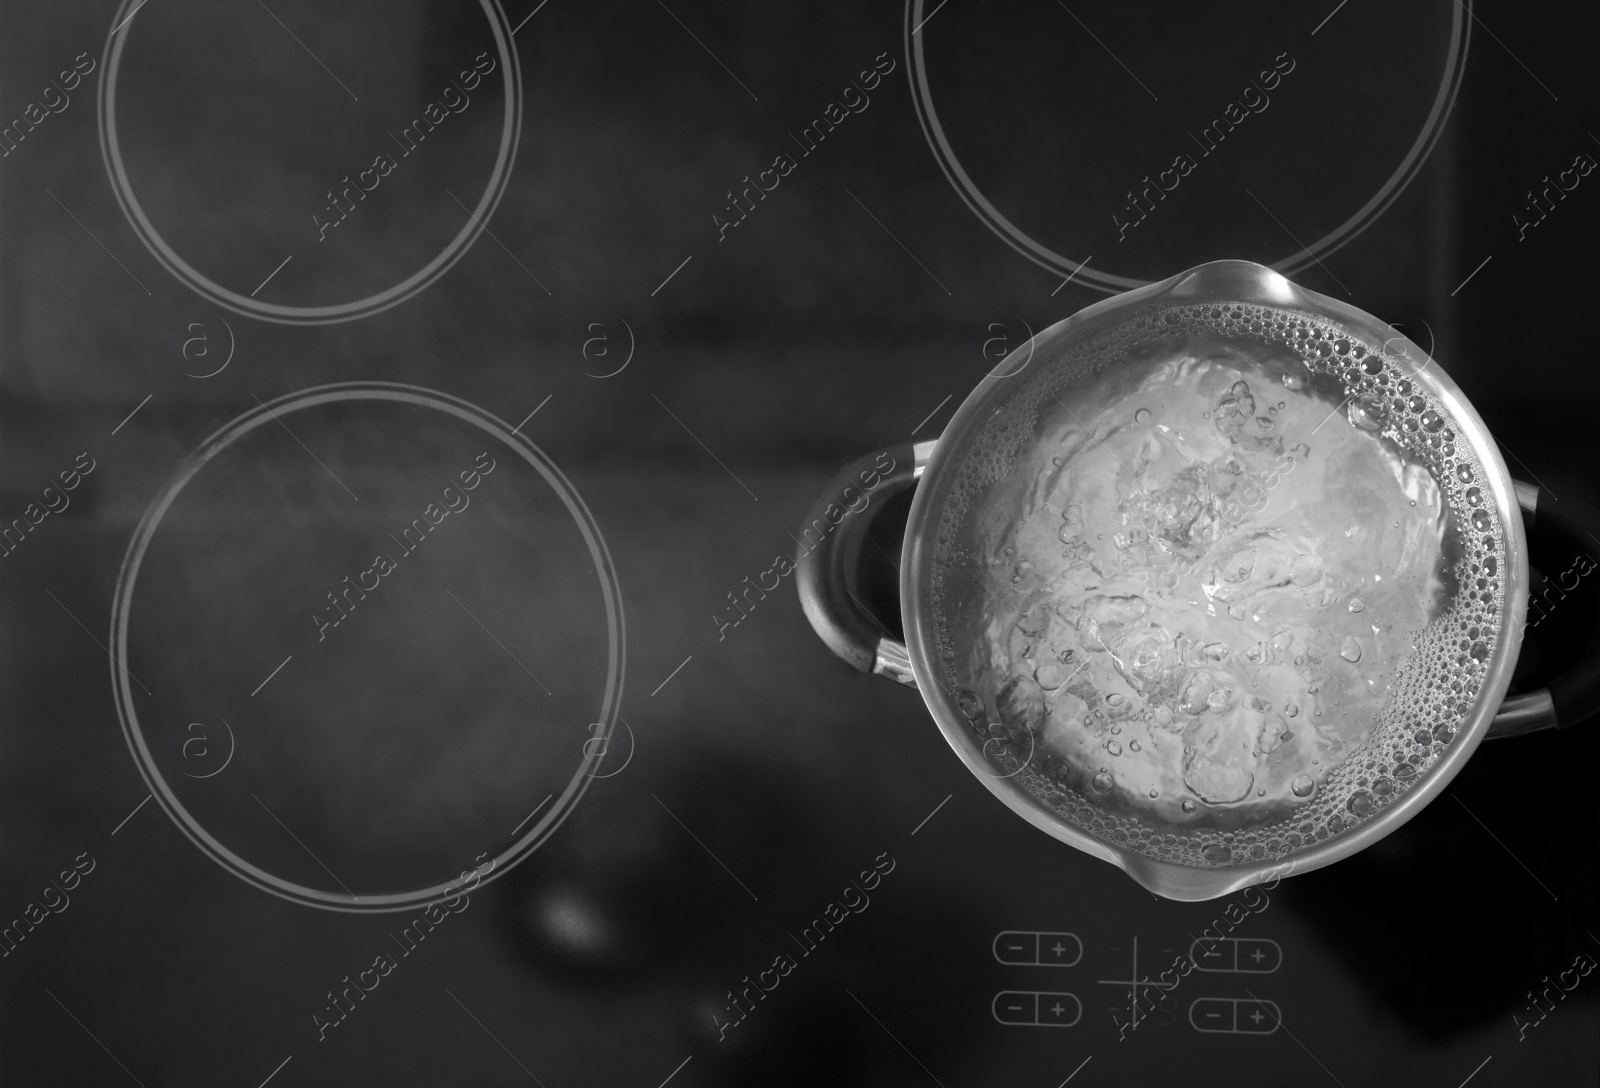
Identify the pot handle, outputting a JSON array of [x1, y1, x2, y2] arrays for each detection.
[[795, 440, 931, 688], [1488, 482, 1600, 738]]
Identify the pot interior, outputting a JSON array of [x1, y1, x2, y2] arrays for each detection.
[[906, 266, 1522, 888]]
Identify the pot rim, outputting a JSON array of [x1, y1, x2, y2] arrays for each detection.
[[900, 259, 1528, 901]]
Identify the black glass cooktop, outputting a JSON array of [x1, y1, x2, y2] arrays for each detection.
[[2, 2, 1596, 1085]]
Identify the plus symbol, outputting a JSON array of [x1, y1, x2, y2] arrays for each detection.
[[1249, 1008, 1266, 1025], [1250, 947, 1266, 964], [1052, 941, 1067, 957], [1051, 1002, 1066, 1017]]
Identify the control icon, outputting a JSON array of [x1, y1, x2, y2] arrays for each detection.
[[1190, 997, 1281, 1035], [993, 991, 1082, 1027], [993, 930, 1082, 967], [1188, 937, 1282, 974]]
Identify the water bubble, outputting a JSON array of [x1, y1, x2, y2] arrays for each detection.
[[1129, 739, 1141, 751], [1227, 603, 1247, 620], [1350, 393, 1387, 431], [1231, 380, 1251, 396], [1465, 486, 1482, 507], [1105, 740, 1123, 756], [957, 689, 984, 721], [1456, 463, 1474, 483], [1470, 509, 1492, 532], [1181, 799, 1196, 814], [1090, 770, 1114, 793], [1148, 788, 1159, 798], [1201, 843, 1233, 864], [1291, 774, 1316, 798], [1340, 638, 1363, 663], [1282, 373, 1304, 390], [1347, 598, 1365, 614], [1284, 702, 1300, 718], [1469, 640, 1489, 662], [1421, 409, 1444, 433], [1134, 407, 1152, 425], [1347, 790, 1374, 817]]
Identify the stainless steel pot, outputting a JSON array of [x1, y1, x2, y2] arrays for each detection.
[[798, 260, 1600, 901]]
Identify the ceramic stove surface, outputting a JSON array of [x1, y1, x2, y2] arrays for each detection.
[[2, 2, 1597, 1085]]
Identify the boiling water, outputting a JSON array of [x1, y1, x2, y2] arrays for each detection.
[[932, 309, 1504, 865], [966, 339, 1443, 819]]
